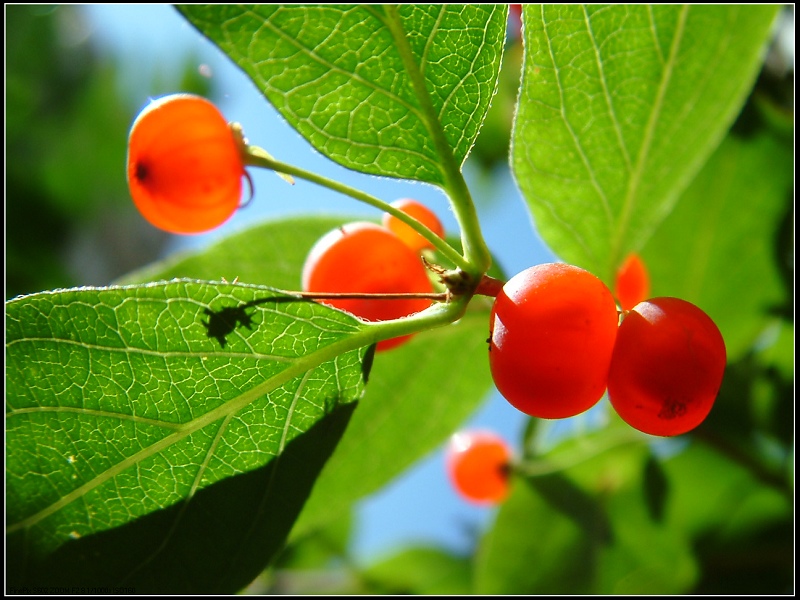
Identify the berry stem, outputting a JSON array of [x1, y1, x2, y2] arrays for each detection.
[[510, 430, 645, 478], [381, 4, 494, 277], [243, 145, 471, 273], [474, 274, 506, 298], [359, 292, 471, 347], [282, 290, 449, 301]]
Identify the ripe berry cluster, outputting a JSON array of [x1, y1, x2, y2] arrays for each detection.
[[125, 95, 727, 441], [488, 258, 726, 437]]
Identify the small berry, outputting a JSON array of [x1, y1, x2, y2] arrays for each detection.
[[607, 297, 726, 437], [489, 263, 619, 419], [302, 222, 433, 351], [381, 198, 445, 253], [126, 93, 246, 234], [446, 430, 512, 505], [614, 253, 650, 311]]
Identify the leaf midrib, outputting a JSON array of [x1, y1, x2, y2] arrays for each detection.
[[610, 4, 690, 269]]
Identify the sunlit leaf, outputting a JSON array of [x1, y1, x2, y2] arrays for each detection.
[[512, 4, 780, 282], [292, 304, 494, 538], [6, 281, 371, 592], [178, 4, 507, 185], [641, 130, 793, 361]]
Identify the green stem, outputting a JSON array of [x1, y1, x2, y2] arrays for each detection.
[[356, 292, 471, 348], [381, 4, 493, 277], [511, 430, 645, 478], [281, 290, 449, 301], [244, 145, 471, 273]]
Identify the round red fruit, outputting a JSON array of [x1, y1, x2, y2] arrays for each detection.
[[126, 93, 245, 234], [446, 430, 512, 505], [302, 222, 433, 351], [489, 263, 619, 419], [381, 198, 445, 253], [607, 297, 726, 437]]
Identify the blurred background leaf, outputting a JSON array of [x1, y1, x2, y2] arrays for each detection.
[[5, 5, 213, 300], [641, 128, 793, 362]]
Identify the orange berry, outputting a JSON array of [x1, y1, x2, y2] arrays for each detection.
[[126, 93, 245, 234], [614, 253, 650, 311], [301, 222, 434, 351], [381, 198, 445, 253], [446, 430, 512, 505], [489, 263, 619, 419]]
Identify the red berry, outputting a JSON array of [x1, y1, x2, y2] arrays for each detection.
[[381, 198, 445, 253], [614, 253, 650, 311], [607, 297, 726, 437], [126, 93, 245, 234], [446, 430, 512, 505], [489, 263, 619, 419], [302, 222, 434, 351]]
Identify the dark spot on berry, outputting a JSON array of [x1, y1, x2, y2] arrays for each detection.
[[658, 398, 687, 420], [135, 160, 149, 183]]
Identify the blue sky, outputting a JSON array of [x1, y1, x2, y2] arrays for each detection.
[[83, 4, 559, 563]]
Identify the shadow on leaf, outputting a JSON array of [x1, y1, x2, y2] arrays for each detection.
[[7, 401, 357, 594]]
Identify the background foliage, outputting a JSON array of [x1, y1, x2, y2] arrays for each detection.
[[5, 4, 794, 594]]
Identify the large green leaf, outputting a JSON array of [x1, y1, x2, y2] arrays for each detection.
[[119, 216, 497, 547], [512, 4, 780, 282], [6, 281, 371, 592], [178, 4, 508, 186]]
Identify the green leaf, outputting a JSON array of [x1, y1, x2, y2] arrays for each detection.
[[512, 4, 780, 282], [178, 4, 508, 186], [114, 215, 351, 289], [641, 129, 794, 361], [477, 423, 699, 594], [475, 478, 593, 594], [361, 546, 472, 594], [659, 439, 793, 594], [6, 281, 371, 592], [274, 513, 354, 572], [118, 216, 497, 546], [662, 436, 793, 540]]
